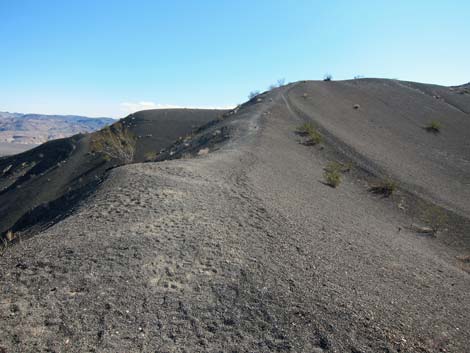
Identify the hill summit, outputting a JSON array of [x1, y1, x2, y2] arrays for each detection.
[[1, 79, 469, 352]]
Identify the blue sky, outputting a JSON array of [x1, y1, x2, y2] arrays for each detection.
[[1, 0, 469, 117]]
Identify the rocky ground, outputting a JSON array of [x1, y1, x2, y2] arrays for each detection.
[[1, 80, 469, 352]]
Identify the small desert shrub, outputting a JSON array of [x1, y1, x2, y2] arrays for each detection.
[[332, 161, 353, 173], [144, 151, 158, 162], [324, 162, 342, 187], [248, 90, 260, 100], [268, 79, 286, 90], [425, 120, 442, 134], [90, 122, 136, 163], [423, 205, 448, 235], [277, 78, 286, 87], [297, 122, 315, 135], [323, 74, 333, 82], [307, 128, 323, 145], [369, 179, 397, 197], [297, 123, 323, 145]]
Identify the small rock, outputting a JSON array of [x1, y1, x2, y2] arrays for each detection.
[[16, 263, 28, 270], [2, 165, 12, 174], [411, 224, 434, 234], [198, 148, 209, 156]]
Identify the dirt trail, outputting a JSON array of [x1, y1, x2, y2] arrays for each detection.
[[1, 82, 469, 353]]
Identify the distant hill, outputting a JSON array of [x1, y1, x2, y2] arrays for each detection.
[[0, 111, 115, 144], [0, 142, 37, 157]]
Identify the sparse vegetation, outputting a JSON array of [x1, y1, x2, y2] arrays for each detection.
[[144, 151, 158, 162], [425, 120, 442, 134], [335, 161, 353, 172], [423, 205, 448, 235], [307, 128, 322, 145], [326, 161, 352, 172], [324, 162, 342, 187], [268, 79, 286, 91], [248, 90, 260, 100], [297, 123, 323, 145], [323, 74, 333, 82], [369, 179, 397, 197], [90, 122, 136, 163], [322, 161, 353, 188], [297, 122, 315, 135], [297, 122, 323, 145]]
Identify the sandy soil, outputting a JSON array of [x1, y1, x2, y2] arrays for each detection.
[[0, 80, 469, 352]]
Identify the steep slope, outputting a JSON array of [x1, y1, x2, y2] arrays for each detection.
[[0, 111, 114, 144], [0, 80, 469, 353], [0, 109, 226, 238], [286, 79, 470, 216]]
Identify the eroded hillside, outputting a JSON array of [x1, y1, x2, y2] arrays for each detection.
[[0, 109, 225, 238], [1, 79, 469, 353]]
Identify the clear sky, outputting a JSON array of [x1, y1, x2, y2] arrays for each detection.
[[1, 0, 469, 117]]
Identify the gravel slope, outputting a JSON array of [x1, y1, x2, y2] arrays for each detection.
[[287, 79, 470, 216], [1, 80, 469, 353]]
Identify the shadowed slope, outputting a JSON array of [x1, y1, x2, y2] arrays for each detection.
[[0, 109, 225, 238]]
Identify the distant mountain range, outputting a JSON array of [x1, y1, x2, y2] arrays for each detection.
[[0, 111, 115, 144]]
